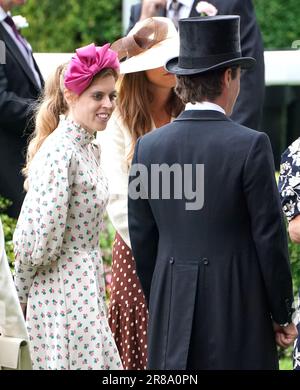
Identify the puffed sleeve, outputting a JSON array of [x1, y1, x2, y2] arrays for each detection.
[[278, 138, 300, 221], [13, 147, 76, 302], [98, 112, 132, 248]]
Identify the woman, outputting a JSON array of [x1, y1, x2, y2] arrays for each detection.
[[13, 43, 123, 370], [279, 139, 300, 370], [98, 17, 184, 369]]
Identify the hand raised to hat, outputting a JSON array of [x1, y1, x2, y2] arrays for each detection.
[[140, 0, 167, 20]]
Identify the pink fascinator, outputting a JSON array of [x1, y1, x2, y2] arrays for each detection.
[[64, 43, 119, 95]]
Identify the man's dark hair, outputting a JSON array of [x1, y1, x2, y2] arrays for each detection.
[[175, 66, 239, 104]]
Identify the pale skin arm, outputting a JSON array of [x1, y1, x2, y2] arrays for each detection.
[[139, 0, 167, 20], [288, 214, 300, 243]]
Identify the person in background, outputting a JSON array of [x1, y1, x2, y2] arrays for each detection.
[[0, 0, 43, 218], [0, 217, 32, 369], [98, 17, 183, 369], [128, 0, 265, 130], [13, 43, 123, 370], [278, 138, 300, 370], [128, 16, 297, 370]]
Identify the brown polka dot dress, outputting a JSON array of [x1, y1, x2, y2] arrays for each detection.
[[108, 232, 148, 370]]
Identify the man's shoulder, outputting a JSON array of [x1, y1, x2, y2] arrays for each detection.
[[140, 122, 174, 144]]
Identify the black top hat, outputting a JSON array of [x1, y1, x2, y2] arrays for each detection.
[[165, 15, 256, 75]]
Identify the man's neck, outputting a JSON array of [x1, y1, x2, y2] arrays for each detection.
[[213, 96, 230, 116]]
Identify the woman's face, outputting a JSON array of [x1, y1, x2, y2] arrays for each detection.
[[145, 66, 176, 89], [69, 75, 117, 133]]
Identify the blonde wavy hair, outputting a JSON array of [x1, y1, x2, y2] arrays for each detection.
[[22, 63, 68, 186], [23, 65, 118, 189]]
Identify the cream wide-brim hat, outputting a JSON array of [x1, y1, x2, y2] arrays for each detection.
[[112, 17, 179, 74]]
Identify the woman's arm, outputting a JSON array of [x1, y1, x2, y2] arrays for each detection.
[[288, 214, 300, 243], [13, 147, 76, 302], [98, 113, 132, 247]]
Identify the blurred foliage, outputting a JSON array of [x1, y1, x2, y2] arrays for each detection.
[[13, 0, 122, 52], [100, 212, 115, 267], [253, 0, 300, 49], [11, 0, 300, 51], [279, 347, 293, 370], [289, 236, 300, 293], [0, 197, 16, 267], [100, 213, 115, 299]]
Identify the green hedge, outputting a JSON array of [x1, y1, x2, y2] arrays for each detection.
[[14, 0, 122, 52], [0, 197, 16, 267], [254, 0, 300, 49], [12, 1, 300, 51]]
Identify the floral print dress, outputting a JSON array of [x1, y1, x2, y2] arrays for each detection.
[[278, 137, 300, 370], [13, 116, 123, 370]]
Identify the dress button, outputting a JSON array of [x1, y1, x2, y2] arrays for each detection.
[[169, 257, 174, 264], [203, 258, 209, 265]]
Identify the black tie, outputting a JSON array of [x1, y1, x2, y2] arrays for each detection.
[[170, 0, 182, 29], [4, 15, 29, 53]]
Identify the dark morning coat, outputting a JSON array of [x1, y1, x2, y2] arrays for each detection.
[[128, 110, 294, 370], [128, 0, 265, 130], [0, 24, 43, 218]]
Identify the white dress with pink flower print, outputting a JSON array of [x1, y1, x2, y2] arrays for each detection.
[[13, 116, 123, 370]]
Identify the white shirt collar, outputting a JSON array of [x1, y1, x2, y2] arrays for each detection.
[[167, 0, 194, 10], [0, 7, 7, 23], [185, 101, 226, 115]]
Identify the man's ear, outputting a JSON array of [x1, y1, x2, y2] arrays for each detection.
[[223, 68, 232, 88]]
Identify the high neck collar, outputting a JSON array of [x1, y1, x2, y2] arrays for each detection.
[[59, 115, 95, 145]]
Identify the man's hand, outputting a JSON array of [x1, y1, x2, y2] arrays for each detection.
[[273, 322, 298, 348], [140, 0, 167, 20]]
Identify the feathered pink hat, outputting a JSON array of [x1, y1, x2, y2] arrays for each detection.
[[64, 43, 119, 95]]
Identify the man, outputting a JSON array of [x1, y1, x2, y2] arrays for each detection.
[[128, 16, 297, 370], [128, 0, 265, 130], [0, 0, 43, 218]]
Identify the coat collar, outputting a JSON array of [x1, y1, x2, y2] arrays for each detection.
[[0, 24, 42, 91], [174, 109, 230, 122]]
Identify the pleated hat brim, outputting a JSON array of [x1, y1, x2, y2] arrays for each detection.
[[121, 37, 179, 74]]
